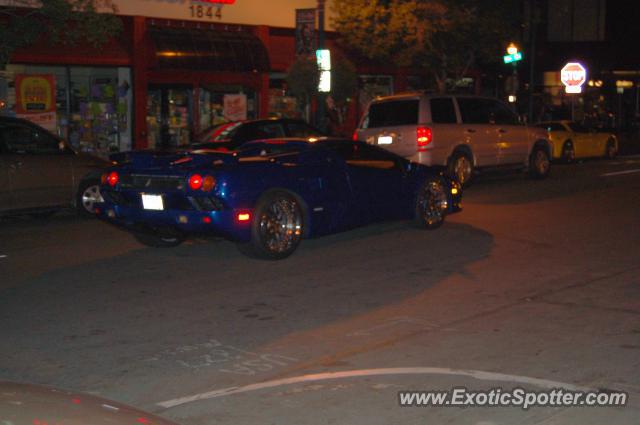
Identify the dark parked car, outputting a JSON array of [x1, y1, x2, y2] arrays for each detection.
[[192, 118, 326, 150], [96, 138, 462, 260], [0, 116, 108, 217]]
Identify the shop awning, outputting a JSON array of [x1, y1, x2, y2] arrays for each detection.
[[149, 26, 270, 72]]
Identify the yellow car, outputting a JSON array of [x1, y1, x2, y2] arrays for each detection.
[[536, 121, 618, 162]]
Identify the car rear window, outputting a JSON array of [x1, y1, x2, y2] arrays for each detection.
[[429, 98, 457, 124], [367, 100, 419, 128], [568, 122, 589, 133], [286, 121, 324, 138], [199, 122, 242, 143]]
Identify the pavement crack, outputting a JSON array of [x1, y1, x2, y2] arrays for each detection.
[[534, 300, 640, 316]]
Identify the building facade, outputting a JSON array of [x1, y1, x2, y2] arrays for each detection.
[[525, 0, 640, 129], [1, 0, 327, 155]]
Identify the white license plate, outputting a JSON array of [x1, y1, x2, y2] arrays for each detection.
[[377, 135, 393, 145], [142, 194, 164, 210]]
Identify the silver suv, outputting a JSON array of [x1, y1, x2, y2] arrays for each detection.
[[355, 93, 552, 185]]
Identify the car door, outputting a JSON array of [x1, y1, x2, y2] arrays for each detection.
[[428, 97, 465, 166], [567, 122, 594, 157], [488, 99, 530, 165], [341, 143, 408, 222], [235, 121, 286, 145], [456, 97, 501, 166], [2, 121, 74, 210]]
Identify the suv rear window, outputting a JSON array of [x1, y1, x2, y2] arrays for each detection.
[[429, 98, 457, 124], [367, 100, 419, 128]]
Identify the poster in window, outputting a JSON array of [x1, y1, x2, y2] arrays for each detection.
[[15, 74, 57, 131], [223, 94, 247, 121]]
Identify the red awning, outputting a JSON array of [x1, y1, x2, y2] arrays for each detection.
[[149, 26, 270, 73]]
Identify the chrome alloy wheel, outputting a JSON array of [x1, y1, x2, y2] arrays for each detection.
[[418, 179, 448, 228], [453, 156, 473, 186], [533, 149, 550, 175], [258, 197, 303, 254], [81, 184, 103, 213]]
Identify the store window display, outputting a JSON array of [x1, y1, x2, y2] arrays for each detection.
[[0, 65, 132, 158]]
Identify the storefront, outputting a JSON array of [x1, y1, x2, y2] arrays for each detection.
[[140, 20, 269, 149], [0, 0, 424, 151]]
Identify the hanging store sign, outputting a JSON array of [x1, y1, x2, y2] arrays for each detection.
[[295, 9, 316, 56], [15, 74, 57, 131]]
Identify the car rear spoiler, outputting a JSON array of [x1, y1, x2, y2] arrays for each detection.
[[109, 150, 238, 168]]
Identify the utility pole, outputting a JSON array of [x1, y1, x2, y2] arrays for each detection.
[[528, 0, 537, 124], [316, 0, 326, 132]]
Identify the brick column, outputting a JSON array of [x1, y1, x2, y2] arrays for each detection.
[[132, 16, 148, 149]]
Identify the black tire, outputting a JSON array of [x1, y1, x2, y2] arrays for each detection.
[[414, 177, 448, 230], [447, 151, 474, 187], [605, 139, 617, 159], [238, 190, 304, 260], [76, 179, 102, 217], [133, 231, 186, 248], [529, 145, 551, 179], [561, 140, 575, 163]]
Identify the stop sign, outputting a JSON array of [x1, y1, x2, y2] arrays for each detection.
[[561, 62, 587, 93]]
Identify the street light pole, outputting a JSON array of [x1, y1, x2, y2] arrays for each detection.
[[316, 0, 326, 132], [528, 0, 537, 124]]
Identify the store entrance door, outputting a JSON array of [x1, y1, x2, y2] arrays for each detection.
[[147, 86, 193, 149]]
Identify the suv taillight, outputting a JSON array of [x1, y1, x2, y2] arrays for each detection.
[[417, 127, 432, 151]]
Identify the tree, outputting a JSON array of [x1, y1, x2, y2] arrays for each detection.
[[0, 0, 123, 67], [331, 0, 519, 93], [285, 55, 320, 120], [330, 53, 358, 105], [326, 53, 357, 134]]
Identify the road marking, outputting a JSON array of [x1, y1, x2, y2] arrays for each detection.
[[601, 169, 640, 177], [156, 367, 594, 409], [0, 255, 7, 259]]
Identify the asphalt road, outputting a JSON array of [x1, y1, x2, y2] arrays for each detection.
[[1, 156, 640, 424]]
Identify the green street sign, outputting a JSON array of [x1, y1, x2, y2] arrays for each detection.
[[503, 52, 523, 64]]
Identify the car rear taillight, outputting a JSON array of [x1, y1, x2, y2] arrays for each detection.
[[189, 174, 203, 191], [105, 171, 119, 187], [189, 174, 216, 191], [202, 175, 216, 192], [352, 131, 359, 141], [417, 127, 432, 152]]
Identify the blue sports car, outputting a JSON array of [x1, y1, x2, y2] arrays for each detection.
[[96, 138, 462, 259]]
